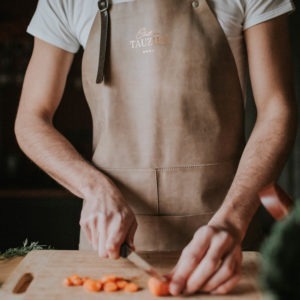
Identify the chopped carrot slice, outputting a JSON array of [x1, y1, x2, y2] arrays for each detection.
[[83, 279, 102, 292], [63, 274, 142, 294], [69, 275, 83, 286], [72, 277, 83, 286], [148, 277, 170, 296], [101, 274, 119, 283], [103, 281, 118, 292], [124, 282, 139, 292], [116, 280, 128, 289], [82, 276, 90, 283], [63, 277, 73, 287], [69, 274, 79, 281]]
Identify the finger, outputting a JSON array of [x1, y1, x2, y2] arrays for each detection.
[[201, 249, 239, 292], [169, 227, 212, 296], [106, 216, 130, 259], [211, 273, 241, 295], [82, 223, 92, 242], [97, 217, 108, 258], [184, 231, 234, 295], [126, 221, 137, 250], [89, 218, 98, 251]]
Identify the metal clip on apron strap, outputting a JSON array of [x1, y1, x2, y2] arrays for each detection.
[[96, 0, 110, 83]]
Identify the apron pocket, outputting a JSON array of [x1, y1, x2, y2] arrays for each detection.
[[157, 159, 239, 215], [100, 168, 158, 214]]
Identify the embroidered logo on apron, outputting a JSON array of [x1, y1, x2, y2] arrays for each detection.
[[129, 27, 168, 54]]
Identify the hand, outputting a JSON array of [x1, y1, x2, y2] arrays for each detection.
[[169, 225, 242, 295], [80, 176, 137, 259]]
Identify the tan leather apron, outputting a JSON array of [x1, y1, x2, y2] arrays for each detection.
[[80, 0, 245, 251]]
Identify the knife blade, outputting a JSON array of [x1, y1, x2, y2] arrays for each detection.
[[120, 243, 167, 282]]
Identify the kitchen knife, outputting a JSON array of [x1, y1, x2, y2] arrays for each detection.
[[120, 243, 167, 282]]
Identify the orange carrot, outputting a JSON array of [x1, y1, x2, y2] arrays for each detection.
[[63, 277, 73, 287], [148, 277, 170, 296], [116, 280, 129, 289], [72, 277, 83, 286], [83, 279, 102, 292], [124, 282, 139, 292], [63, 274, 142, 294], [69, 274, 83, 286], [82, 276, 90, 283], [101, 274, 119, 283], [103, 281, 118, 292]]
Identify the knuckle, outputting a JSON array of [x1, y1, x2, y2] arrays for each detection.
[[194, 226, 207, 239], [172, 274, 186, 285], [79, 215, 91, 225], [182, 250, 199, 265], [206, 225, 217, 234], [205, 258, 219, 271], [224, 233, 234, 245], [208, 254, 220, 266]]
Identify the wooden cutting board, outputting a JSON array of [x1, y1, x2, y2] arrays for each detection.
[[0, 250, 262, 299]]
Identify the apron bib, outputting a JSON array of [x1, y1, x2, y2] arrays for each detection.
[[80, 0, 245, 251]]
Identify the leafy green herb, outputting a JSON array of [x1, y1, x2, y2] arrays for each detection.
[[0, 239, 51, 260], [260, 201, 300, 300]]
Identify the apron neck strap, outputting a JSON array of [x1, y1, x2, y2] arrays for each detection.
[[96, 0, 110, 83]]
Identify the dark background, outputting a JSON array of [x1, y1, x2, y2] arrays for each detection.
[[0, 1, 299, 251], [0, 0, 91, 251]]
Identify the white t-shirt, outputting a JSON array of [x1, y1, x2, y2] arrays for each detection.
[[27, 0, 295, 97]]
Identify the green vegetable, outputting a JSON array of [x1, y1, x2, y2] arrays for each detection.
[[0, 239, 51, 260], [260, 201, 300, 300]]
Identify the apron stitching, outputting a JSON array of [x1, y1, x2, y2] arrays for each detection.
[[98, 158, 239, 171], [155, 169, 160, 215], [135, 212, 215, 216], [156, 162, 238, 171]]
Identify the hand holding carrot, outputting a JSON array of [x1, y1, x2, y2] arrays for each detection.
[[79, 175, 137, 259], [169, 225, 242, 295]]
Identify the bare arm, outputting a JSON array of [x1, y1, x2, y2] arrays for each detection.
[[15, 38, 93, 197], [210, 13, 297, 238], [170, 14, 297, 295], [15, 38, 137, 258]]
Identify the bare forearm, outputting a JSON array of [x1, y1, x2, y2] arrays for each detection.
[[15, 116, 106, 199], [210, 102, 297, 239]]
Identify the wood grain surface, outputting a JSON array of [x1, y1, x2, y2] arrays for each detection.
[[0, 250, 262, 299]]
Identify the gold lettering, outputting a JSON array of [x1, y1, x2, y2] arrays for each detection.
[[129, 28, 169, 51], [129, 40, 136, 48], [135, 40, 142, 48]]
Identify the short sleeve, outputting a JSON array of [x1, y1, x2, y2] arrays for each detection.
[[243, 0, 295, 30], [27, 0, 80, 53]]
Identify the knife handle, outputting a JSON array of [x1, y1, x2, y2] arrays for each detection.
[[259, 183, 293, 220], [120, 243, 131, 258]]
